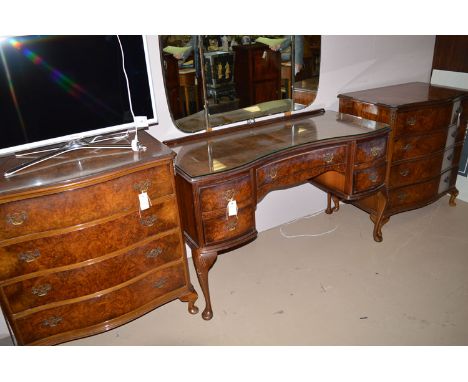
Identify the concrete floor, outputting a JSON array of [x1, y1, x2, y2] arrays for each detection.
[[2, 196, 468, 346]]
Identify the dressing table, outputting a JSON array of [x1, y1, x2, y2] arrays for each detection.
[[166, 110, 391, 320]]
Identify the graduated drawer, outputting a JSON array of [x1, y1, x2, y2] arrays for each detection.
[[394, 104, 452, 137], [257, 145, 347, 188], [199, 175, 253, 212], [392, 130, 448, 162], [355, 136, 387, 164], [353, 163, 386, 193], [0, 197, 179, 281], [202, 204, 255, 245], [2, 232, 183, 314], [0, 164, 174, 241], [389, 153, 444, 188], [13, 263, 186, 345], [388, 177, 440, 210]]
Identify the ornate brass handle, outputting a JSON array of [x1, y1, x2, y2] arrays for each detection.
[[42, 316, 63, 328], [223, 189, 235, 201], [18, 249, 41, 263], [369, 173, 378, 183], [323, 152, 334, 164], [6, 211, 28, 226], [133, 179, 152, 193], [370, 147, 381, 157], [153, 278, 168, 289], [269, 167, 278, 180], [400, 169, 410, 177], [401, 143, 412, 152], [146, 247, 162, 258], [406, 117, 417, 126], [32, 283, 52, 297], [227, 219, 238, 231], [140, 215, 157, 227]]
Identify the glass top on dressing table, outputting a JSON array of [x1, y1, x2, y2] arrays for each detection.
[[171, 111, 389, 179]]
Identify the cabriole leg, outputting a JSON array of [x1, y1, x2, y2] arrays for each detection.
[[192, 249, 218, 320], [179, 284, 199, 315]]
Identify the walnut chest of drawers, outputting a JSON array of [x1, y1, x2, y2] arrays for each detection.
[[338, 82, 468, 230], [0, 131, 198, 345]]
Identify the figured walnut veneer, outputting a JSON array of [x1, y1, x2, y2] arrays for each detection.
[[338, 82, 468, 224], [0, 131, 198, 345]]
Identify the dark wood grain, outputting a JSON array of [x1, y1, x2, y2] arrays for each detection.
[[339, 82, 468, 226], [173, 111, 391, 320], [432, 35, 468, 73], [0, 131, 198, 345]]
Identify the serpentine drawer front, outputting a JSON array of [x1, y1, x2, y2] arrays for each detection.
[[338, 82, 468, 226], [167, 110, 390, 321], [0, 131, 198, 345]]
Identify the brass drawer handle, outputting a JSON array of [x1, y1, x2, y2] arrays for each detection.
[[6, 211, 28, 226], [400, 169, 410, 177], [406, 117, 417, 126], [269, 167, 278, 180], [18, 249, 41, 263], [146, 247, 162, 258], [140, 215, 157, 227], [32, 283, 52, 297], [153, 278, 168, 289], [401, 143, 412, 152], [323, 152, 334, 164], [133, 179, 152, 193], [223, 189, 235, 201], [444, 176, 450, 183], [447, 154, 453, 161], [397, 192, 407, 201], [42, 316, 63, 328], [227, 220, 238, 231], [369, 173, 378, 183], [370, 147, 381, 157]]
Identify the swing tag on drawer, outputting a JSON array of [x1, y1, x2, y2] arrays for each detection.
[[227, 200, 238, 217], [138, 192, 152, 211]]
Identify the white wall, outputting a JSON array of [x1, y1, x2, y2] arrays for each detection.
[[0, 35, 436, 340]]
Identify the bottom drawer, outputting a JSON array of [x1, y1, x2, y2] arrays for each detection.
[[13, 263, 186, 344], [202, 205, 255, 245], [388, 171, 455, 211]]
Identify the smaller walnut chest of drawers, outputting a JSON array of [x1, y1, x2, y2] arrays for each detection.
[[0, 131, 198, 345], [338, 82, 468, 224]]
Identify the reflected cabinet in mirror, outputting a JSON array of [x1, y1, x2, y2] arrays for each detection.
[[160, 35, 320, 133]]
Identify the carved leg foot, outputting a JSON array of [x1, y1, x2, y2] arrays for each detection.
[[325, 193, 340, 214], [192, 249, 218, 320], [449, 188, 459, 207], [179, 285, 199, 315], [370, 191, 388, 242]]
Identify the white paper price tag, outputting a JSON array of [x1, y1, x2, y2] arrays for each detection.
[[138, 192, 151, 211], [227, 200, 238, 216]]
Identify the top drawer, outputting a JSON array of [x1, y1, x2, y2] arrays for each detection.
[[199, 174, 253, 212], [355, 135, 387, 164], [394, 104, 452, 137], [0, 164, 174, 241]]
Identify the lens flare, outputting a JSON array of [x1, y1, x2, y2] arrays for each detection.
[[7, 37, 117, 116]]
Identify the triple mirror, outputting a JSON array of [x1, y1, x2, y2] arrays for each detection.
[[160, 35, 321, 133]]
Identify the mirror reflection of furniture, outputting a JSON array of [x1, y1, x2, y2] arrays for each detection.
[[179, 68, 199, 116], [233, 43, 282, 108], [159, 35, 320, 133]]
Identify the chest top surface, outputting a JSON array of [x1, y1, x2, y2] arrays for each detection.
[[0, 131, 174, 200], [171, 111, 389, 179], [338, 82, 467, 108]]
